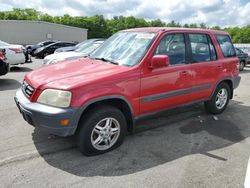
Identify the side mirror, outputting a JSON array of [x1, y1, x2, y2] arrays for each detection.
[[150, 55, 169, 69]]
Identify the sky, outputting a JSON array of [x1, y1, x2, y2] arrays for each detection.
[[0, 0, 250, 27]]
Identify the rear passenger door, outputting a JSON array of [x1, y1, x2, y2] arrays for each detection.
[[187, 33, 221, 101]]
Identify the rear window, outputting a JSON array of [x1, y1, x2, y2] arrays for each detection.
[[215, 35, 236, 58]]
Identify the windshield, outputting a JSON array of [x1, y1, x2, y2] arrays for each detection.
[[75, 41, 104, 54], [90, 32, 157, 66]]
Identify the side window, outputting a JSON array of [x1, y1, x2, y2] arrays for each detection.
[[66, 43, 74, 46], [58, 43, 65, 47], [189, 34, 212, 62], [215, 35, 236, 57], [207, 36, 217, 61], [51, 44, 58, 49], [155, 34, 186, 65], [52, 44, 62, 49]]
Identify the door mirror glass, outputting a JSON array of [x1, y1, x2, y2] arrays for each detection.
[[151, 55, 169, 68]]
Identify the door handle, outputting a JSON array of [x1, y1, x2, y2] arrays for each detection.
[[217, 65, 222, 69]]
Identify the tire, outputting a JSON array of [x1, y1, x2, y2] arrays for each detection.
[[76, 105, 127, 156], [204, 82, 230, 114], [239, 61, 245, 71]]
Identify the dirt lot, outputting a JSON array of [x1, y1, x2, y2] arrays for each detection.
[[0, 59, 250, 188]]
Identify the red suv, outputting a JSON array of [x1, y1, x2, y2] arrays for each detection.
[[15, 28, 240, 156]]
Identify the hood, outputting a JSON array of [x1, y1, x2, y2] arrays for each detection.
[[25, 58, 130, 90]]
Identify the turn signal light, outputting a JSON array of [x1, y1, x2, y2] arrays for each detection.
[[60, 119, 70, 126]]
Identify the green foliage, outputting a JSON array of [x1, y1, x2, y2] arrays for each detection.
[[0, 8, 249, 42]]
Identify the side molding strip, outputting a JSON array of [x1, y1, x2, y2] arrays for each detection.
[[142, 84, 211, 103]]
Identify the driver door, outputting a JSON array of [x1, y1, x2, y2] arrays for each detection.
[[140, 33, 193, 115]]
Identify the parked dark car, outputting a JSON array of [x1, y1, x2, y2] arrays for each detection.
[[54, 39, 105, 53], [0, 49, 9, 76], [236, 47, 249, 71], [26, 40, 56, 56], [34, 41, 76, 58]]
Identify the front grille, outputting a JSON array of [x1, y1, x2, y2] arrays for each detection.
[[22, 80, 35, 98]]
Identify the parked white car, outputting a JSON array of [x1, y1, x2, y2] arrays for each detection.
[[0, 40, 25, 65], [43, 39, 105, 65]]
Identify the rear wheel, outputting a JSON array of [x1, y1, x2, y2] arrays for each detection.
[[76, 106, 127, 156], [204, 82, 230, 114]]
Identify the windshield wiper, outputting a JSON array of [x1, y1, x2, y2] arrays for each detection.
[[93, 57, 119, 65]]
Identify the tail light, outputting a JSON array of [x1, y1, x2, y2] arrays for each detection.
[[10, 48, 23, 53], [0, 49, 6, 60]]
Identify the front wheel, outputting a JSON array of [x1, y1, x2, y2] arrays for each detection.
[[76, 106, 127, 156], [204, 82, 230, 114]]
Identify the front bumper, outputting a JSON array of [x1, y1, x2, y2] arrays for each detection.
[[14, 88, 80, 137]]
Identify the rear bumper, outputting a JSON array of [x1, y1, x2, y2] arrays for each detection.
[[14, 88, 80, 137], [232, 75, 241, 89]]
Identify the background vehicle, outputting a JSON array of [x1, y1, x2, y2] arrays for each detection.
[[43, 39, 105, 65], [26, 40, 56, 56], [34, 41, 76, 58], [0, 48, 9, 76], [0, 40, 25, 65], [235, 47, 249, 71], [15, 28, 240, 156], [54, 39, 105, 53]]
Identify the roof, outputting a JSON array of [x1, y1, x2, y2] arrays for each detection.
[[123, 27, 228, 35], [0, 20, 88, 31]]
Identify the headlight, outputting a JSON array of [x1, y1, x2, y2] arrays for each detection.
[[37, 89, 72, 108]]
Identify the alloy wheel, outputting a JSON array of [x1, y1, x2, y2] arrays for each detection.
[[91, 117, 120, 151]]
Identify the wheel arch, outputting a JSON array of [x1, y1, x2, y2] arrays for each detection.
[[75, 96, 135, 134], [212, 78, 234, 99]]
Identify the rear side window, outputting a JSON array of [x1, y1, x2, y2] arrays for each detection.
[[155, 34, 186, 65], [215, 35, 236, 57], [189, 34, 217, 62]]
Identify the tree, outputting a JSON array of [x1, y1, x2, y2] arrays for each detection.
[[0, 8, 249, 42]]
